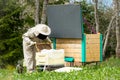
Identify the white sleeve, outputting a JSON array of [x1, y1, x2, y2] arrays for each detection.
[[46, 37, 52, 43], [45, 37, 53, 48], [22, 33, 36, 46]]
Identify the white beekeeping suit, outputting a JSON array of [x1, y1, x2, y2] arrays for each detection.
[[22, 24, 51, 73]]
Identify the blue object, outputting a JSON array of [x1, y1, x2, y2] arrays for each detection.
[[64, 57, 74, 62]]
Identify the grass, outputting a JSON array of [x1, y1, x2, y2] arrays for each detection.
[[0, 57, 120, 80]]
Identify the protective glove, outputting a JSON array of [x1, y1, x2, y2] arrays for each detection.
[[29, 42, 36, 46]]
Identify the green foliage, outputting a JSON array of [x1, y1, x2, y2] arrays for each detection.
[[0, 57, 120, 80], [80, 1, 95, 33], [54, 0, 65, 4], [105, 32, 116, 57], [97, 7, 116, 57], [49, 0, 68, 4], [98, 9, 113, 35], [0, 0, 24, 65]]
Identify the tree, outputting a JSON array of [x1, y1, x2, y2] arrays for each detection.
[[80, 1, 95, 33], [0, 0, 24, 65], [114, 0, 120, 58], [103, 15, 116, 57], [18, 0, 35, 29], [93, 0, 99, 33], [41, 0, 48, 24], [35, 0, 40, 24]]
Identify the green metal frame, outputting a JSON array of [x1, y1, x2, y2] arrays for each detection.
[[100, 34, 103, 61], [52, 38, 56, 49], [82, 34, 86, 62]]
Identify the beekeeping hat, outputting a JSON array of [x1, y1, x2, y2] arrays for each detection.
[[34, 24, 51, 36]]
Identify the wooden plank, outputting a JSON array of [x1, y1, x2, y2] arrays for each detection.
[[86, 49, 100, 52], [86, 51, 93, 55], [86, 54, 100, 62], [86, 44, 100, 49], [64, 49, 81, 53], [94, 54, 100, 57], [56, 38, 81, 44], [86, 50, 100, 54], [73, 53, 81, 57], [86, 34, 100, 39], [56, 44, 81, 49], [87, 57, 99, 61], [92, 50, 100, 53], [86, 39, 100, 44], [65, 53, 81, 56], [65, 53, 74, 57], [65, 52, 81, 54], [56, 39, 81, 44], [74, 58, 80, 62], [92, 54, 100, 57], [86, 51, 100, 55], [95, 57, 100, 60]]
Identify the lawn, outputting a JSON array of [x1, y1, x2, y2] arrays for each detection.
[[0, 57, 120, 80]]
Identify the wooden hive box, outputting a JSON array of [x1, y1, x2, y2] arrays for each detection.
[[52, 33, 103, 64], [52, 38, 82, 67], [82, 33, 103, 62], [54, 38, 82, 62]]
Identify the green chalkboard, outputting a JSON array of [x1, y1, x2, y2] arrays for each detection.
[[47, 5, 83, 38]]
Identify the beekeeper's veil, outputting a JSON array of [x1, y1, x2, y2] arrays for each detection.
[[33, 24, 51, 37]]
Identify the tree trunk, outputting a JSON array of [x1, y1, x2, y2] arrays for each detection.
[[103, 15, 116, 57], [35, 0, 40, 25], [114, 0, 120, 58], [93, 0, 99, 33], [41, 0, 48, 24]]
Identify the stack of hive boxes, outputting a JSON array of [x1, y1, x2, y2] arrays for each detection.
[[35, 49, 64, 66]]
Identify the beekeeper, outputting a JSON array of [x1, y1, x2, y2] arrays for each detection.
[[22, 24, 51, 73]]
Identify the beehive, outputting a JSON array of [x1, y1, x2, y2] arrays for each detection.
[[86, 34, 101, 62], [35, 49, 64, 66], [55, 38, 82, 62], [52, 33, 103, 64], [82, 33, 103, 62]]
